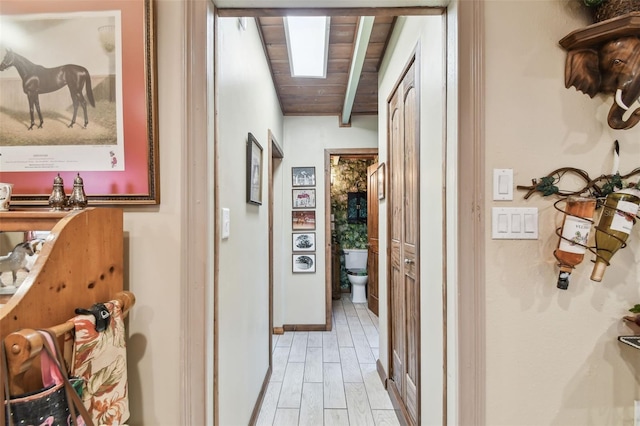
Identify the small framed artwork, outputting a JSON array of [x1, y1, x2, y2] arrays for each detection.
[[292, 210, 316, 230], [246, 133, 263, 205], [292, 232, 316, 252], [292, 188, 316, 209], [377, 162, 386, 200], [293, 254, 316, 273], [292, 166, 316, 187]]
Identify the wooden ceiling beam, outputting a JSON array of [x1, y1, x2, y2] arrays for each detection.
[[218, 7, 442, 18], [342, 16, 374, 125]]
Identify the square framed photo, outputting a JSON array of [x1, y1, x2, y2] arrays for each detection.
[[292, 232, 316, 252], [246, 132, 263, 205], [292, 188, 316, 209], [292, 210, 316, 230], [292, 166, 316, 187], [293, 254, 316, 273]]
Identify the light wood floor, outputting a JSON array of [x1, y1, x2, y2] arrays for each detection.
[[257, 295, 400, 426]]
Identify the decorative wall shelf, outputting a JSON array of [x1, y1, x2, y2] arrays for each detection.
[[560, 12, 640, 50], [559, 12, 640, 130]]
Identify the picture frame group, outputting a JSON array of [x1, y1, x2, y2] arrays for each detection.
[[291, 166, 316, 273]]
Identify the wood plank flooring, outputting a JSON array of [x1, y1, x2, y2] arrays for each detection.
[[257, 295, 400, 426]]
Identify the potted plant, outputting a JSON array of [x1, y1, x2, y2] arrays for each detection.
[[581, 0, 640, 23]]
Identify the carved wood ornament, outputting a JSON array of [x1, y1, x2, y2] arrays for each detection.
[[560, 12, 640, 129]]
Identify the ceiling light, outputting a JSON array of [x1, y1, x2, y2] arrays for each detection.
[[284, 16, 330, 78]]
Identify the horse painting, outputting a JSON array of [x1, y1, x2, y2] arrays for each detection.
[[0, 49, 95, 130]]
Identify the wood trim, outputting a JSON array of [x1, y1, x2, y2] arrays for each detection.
[[182, 1, 215, 425], [273, 327, 285, 335], [256, 20, 285, 114], [283, 324, 328, 332], [213, 8, 220, 426], [376, 358, 388, 388], [387, 379, 411, 426], [456, 1, 485, 425], [217, 7, 442, 18], [249, 367, 273, 426], [324, 151, 333, 331], [267, 129, 275, 389]]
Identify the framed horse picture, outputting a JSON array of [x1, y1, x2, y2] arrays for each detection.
[[0, 0, 159, 205]]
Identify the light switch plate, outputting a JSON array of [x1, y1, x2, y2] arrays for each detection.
[[493, 169, 513, 201], [221, 208, 230, 239], [492, 207, 538, 239]]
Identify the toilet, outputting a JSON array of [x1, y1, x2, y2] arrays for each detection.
[[344, 249, 368, 304]]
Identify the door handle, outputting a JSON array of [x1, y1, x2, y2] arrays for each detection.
[[404, 259, 414, 264]]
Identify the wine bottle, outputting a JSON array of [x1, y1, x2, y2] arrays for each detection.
[[554, 196, 596, 290], [591, 187, 640, 282]]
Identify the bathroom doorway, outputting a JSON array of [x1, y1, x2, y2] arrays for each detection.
[[324, 148, 377, 323]]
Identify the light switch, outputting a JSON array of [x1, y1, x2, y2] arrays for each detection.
[[511, 214, 521, 232], [524, 214, 535, 233], [492, 207, 538, 239], [221, 208, 230, 239], [493, 169, 513, 201], [498, 214, 508, 233]]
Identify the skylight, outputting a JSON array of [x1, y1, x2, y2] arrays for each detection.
[[284, 16, 330, 78]]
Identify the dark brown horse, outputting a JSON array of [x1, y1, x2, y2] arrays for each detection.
[[0, 49, 95, 130]]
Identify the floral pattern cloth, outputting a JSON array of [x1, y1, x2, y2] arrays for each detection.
[[70, 299, 129, 426]]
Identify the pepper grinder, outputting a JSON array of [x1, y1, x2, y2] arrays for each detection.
[[67, 173, 88, 210], [48, 173, 67, 211]]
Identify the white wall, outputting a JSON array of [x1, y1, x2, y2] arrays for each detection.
[[217, 16, 284, 425], [484, 2, 640, 425], [124, 1, 183, 424], [377, 14, 446, 425], [280, 115, 377, 326]]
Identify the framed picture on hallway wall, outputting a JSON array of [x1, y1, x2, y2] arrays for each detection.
[[246, 132, 263, 205], [292, 210, 315, 230], [292, 188, 316, 209], [292, 232, 316, 252], [377, 162, 386, 200], [0, 0, 159, 205], [292, 167, 316, 187], [292, 254, 316, 273]]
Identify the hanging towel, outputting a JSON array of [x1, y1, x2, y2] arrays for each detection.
[[70, 299, 130, 426]]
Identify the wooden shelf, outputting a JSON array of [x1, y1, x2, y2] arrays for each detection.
[[0, 209, 70, 231], [559, 12, 640, 50]]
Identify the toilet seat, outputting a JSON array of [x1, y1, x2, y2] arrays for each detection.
[[347, 269, 367, 276]]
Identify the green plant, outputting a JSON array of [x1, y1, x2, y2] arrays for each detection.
[[629, 304, 640, 314], [583, 0, 605, 6]]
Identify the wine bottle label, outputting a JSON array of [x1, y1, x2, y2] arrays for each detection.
[[559, 216, 591, 254], [610, 200, 639, 235]]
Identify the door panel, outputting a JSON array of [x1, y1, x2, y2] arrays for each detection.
[[367, 164, 379, 315], [387, 56, 420, 425]]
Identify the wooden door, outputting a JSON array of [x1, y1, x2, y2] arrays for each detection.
[[367, 163, 379, 316], [388, 57, 420, 425]]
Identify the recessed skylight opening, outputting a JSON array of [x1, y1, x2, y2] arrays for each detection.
[[284, 16, 330, 78]]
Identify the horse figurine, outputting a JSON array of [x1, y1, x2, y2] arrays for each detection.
[[0, 241, 35, 287], [0, 48, 95, 130]]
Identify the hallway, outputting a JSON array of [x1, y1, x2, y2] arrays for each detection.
[[257, 295, 399, 425]]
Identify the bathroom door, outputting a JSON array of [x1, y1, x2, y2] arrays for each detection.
[[388, 55, 420, 425], [367, 163, 379, 316]]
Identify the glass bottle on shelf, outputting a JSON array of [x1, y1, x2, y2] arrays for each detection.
[[554, 196, 596, 290], [591, 187, 640, 282]]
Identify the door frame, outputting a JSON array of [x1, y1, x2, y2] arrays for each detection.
[[181, 2, 486, 425], [323, 148, 377, 330]]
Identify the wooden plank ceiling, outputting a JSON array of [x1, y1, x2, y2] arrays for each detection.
[[257, 15, 396, 118]]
